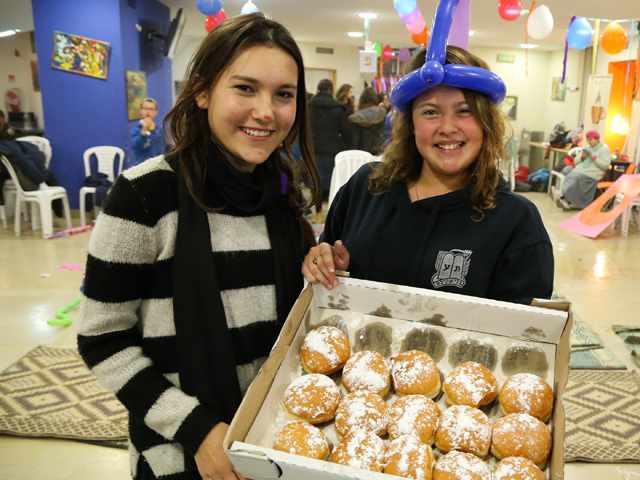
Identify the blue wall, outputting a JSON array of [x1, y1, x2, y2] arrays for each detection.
[[32, 0, 172, 209]]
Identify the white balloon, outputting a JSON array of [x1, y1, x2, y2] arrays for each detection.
[[528, 5, 554, 40]]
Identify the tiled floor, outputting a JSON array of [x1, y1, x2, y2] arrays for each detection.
[[1, 191, 639, 480]]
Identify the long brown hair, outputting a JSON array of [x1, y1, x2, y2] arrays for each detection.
[[370, 46, 510, 220], [336, 84, 354, 108], [164, 13, 320, 244]]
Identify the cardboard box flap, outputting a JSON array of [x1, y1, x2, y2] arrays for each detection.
[[313, 277, 568, 343]]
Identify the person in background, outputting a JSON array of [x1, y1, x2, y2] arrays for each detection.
[[309, 78, 350, 223], [78, 13, 320, 480], [130, 97, 168, 165], [336, 83, 356, 117], [302, 45, 553, 306], [556, 130, 612, 210], [0, 110, 17, 140], [348, 87, 388, 155]]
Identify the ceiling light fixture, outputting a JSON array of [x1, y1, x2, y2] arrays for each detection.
[[469, 30, 475, 36], [520, 44, 538, 49], [347, 32, 364, 38], [0, 29, 19, 38], [357, 13, 379, 19]]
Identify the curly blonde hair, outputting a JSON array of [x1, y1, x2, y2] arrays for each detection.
[[370, 46, 511, 220]]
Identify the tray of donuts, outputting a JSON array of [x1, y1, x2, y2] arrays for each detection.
[[226, 279, 572, 480]]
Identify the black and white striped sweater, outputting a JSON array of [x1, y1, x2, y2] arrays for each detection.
[[78, 156, 286, 478]]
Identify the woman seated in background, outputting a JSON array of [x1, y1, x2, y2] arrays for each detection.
[[556, 130, 611, 210], [348, 87, 388, 155], [302, 45, 554, 306]]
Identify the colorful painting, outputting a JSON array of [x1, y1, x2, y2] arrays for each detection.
[[500, 95, 517, 120], [551, 77, 566, 102], [125, 71, 147, 121], [52, 31, 110, 80]]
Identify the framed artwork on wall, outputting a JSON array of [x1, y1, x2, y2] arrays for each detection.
[[551, 77, 566, 102], [52, 31, 111, 80], [125, 71, 147, 121], [500, 95, 517, 120]]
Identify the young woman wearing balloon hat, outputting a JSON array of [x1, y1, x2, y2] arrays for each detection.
[[302, 0, 553, 305], [78, 13, 320, 480]]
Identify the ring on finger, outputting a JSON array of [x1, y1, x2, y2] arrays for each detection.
[[312, 256, 319, 265]]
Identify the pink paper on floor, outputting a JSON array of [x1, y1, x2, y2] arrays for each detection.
[[559, 174, 640, 238]]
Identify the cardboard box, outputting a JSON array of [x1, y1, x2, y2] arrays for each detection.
[[224, 277, 572, 480]]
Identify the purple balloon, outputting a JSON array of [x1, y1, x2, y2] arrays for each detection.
[[399, 5, 421, 25], [390, 0, 506, 112], [398, 47, 411, 62], [196, 0, 222, 16], [407, 16, 426, 35]]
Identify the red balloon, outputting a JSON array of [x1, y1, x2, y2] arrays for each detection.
[[411, 28, 429, 46], [382, 45, 394, 60], [498, 0, 522, 21], [204, 9, 227, 32]]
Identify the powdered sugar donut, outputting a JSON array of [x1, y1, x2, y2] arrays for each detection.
[[391, 350, 441, 398], [443, 361, 498, 408], [272, 421, 330, 460], [342, 350, 391, 396], [388, 394, 440, 445], [491, 413, 552, 469], [384, 435, 435, 480], [283, 374, 340, 424], [433, 451, 492, 480], [494, 456, 547, 480], [334, 390, 389, 438], [300, 326, 351, 375], [435, 405, 492, 457], [329, 429, 387, 472], [499, 373, 554, 423]]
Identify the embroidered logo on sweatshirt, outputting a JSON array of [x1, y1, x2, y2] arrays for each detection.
[[431, 249, 472, 289]]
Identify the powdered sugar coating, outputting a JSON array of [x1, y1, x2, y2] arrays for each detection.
[[388, 394, 440, 445], [385, 435, 435, 480], [433, 450, 492, 480], [334, 390, 389, 437], [272, 421, 330, 460], [443, 362, 498, 408], [342, 350, 391, 395], [301, 326, 351, 375], [491, 413, 552, 469], [391, 350, 441, 397], [329, 429, 387, 472], [283, 374, 340, 423], [500, 373, 554, 422], [435, 405, 492, 456], [494, 456, 547, 480]]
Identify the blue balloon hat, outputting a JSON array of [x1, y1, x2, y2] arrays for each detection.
[[390, 0, 507, 113]]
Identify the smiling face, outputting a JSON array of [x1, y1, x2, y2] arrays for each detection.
[[195, 45, 298, 172], [412, 84, 484, 188]]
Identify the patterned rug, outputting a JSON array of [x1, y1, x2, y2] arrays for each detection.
[[565, 369, 640, 462], [0, 346, 128, 448]]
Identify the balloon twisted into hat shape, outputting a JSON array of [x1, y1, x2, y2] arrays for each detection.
[[390, 0, 507, 113]]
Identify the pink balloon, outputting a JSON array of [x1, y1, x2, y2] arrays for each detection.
[[382, 45, 394, 61], [407, 16, 426, 35], [399, 5, 421, 25], [498, 0, 522, 21]]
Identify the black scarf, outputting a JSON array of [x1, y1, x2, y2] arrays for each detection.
[[172, 139, 304, 428]]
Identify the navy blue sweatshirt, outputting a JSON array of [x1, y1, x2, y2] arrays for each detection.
[[321, 164, 554, 305]]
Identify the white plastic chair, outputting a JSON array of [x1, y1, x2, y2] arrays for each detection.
[[328, 150, 375, 211], [0, 155, 71, 238], [548, 146, 581, 200], [612, 192, 640, 236], [17, 136, 52, 168], [501, 137, 518, 191], [79, 146, 124, 226], [3, 137, 52, 225]]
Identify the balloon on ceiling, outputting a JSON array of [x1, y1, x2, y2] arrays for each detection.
[[394, 0, 429, 45], [600, 21, 628, 55], [497, 0, 522, 22], [390, 0, 507, 113], [527, 4, 554, 40], [196, 0, 222, 16], [566, 16, 593, 49]]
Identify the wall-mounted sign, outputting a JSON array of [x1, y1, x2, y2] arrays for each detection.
[[496, 54, 515, 63], [360, 51, 377, 73]]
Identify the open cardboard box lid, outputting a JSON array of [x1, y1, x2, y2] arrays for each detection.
[[225, 278, 572, 480]]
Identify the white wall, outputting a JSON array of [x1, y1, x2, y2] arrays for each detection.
[[0, 31, 44, 128]]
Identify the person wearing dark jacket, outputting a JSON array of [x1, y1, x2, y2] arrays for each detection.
[[348, 87, 387, 155], [309, 79, 350, 222], [302, 46, 553, 306]]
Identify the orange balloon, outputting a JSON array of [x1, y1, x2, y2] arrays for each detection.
[[600, 21, 627, 55], [411, 28, 429, 45]]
